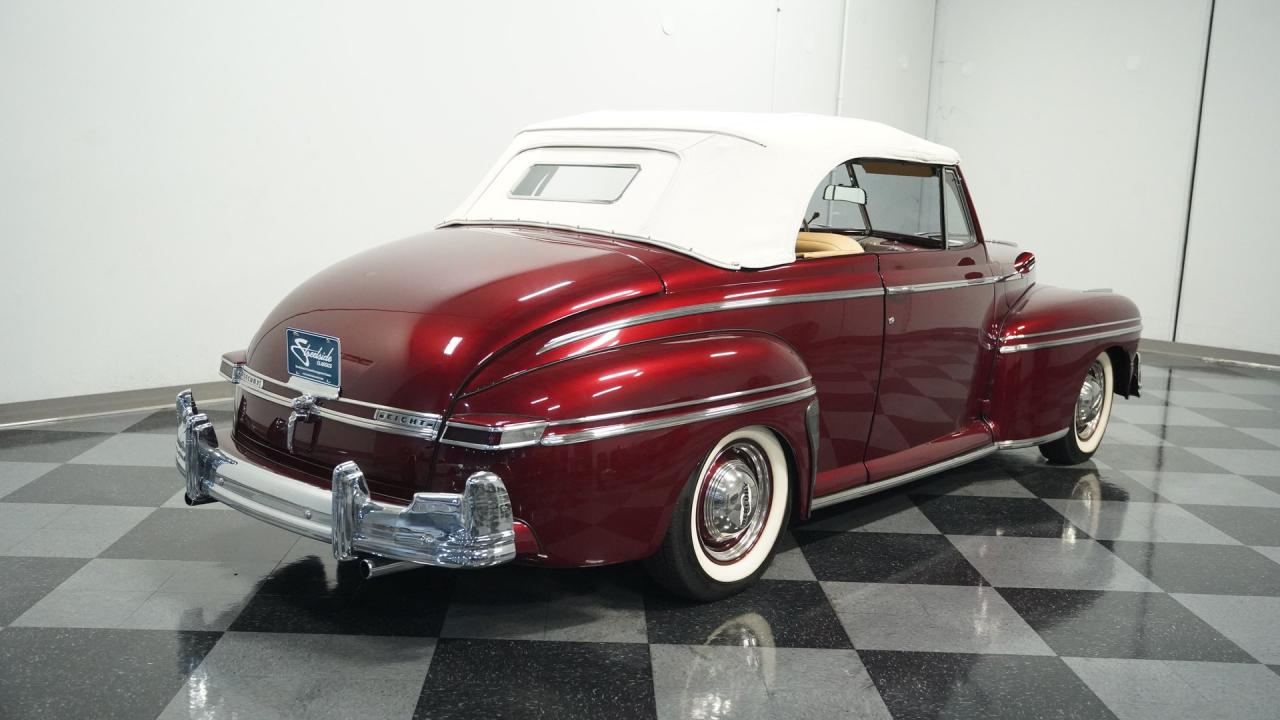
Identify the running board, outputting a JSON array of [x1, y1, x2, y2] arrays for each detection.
[[810, 445, 998, 511]]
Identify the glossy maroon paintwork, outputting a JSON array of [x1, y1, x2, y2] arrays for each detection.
[[227, 164, 1142, 567]]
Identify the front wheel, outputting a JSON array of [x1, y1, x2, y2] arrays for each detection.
[[645, 426, 791, 601], [1040, 351, 1114, 465]]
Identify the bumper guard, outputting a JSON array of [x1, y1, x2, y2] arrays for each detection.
[[175, 390, 517, 568]]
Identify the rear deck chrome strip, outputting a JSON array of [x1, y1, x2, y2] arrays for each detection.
[[540, 386, 817, 446], [233, 367, 443, 440], [810, 445, 998, 511], [538, 288, 884, 355]]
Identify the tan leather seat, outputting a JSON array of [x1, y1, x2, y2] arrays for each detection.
[[796, 231, 865, 258]]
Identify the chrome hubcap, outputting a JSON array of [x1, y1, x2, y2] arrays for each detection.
[[1075, 360, 1107, 441], [698, 441, 771, 563]]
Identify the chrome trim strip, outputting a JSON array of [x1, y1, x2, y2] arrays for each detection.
[[994, 428, 1069, 450], [538, 289, 884, 355], [540, 386, 817, 445], [1003, 317, 1143, 342], [998, 324, 1143, 354], [234, 368, 442, 440], [810, 445, 997, 510], [884, 276, 1001, 295], [547, 377, 813, 427]]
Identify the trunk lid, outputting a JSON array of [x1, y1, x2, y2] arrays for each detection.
[[233, 226, 664, 498]]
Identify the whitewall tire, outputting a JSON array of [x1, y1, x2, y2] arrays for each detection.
[[645, 425, 791, 600], [1040, 351, 1114, 465]]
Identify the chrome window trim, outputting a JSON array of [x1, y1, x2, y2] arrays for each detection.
[[547, 377, 813, 427], [540, 386, 817, 446], [884, 275, 1001, 295], [231, 366, 442, 440], [810, 444, 997, 510], [537, 288, 884, 355], [998, 324, 1143, 354], [993, 428, 1069, 449], [1002, 317, 1143, 342]]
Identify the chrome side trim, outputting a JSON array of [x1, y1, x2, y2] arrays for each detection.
[[884, 276, 1001, 295], [540, 386, 817, 445], [232, 366, 443, 440], [538, 289, 884, 355], [998, 324, 1143, 354], [1003, 317, 1143, 342], [810, 445, 997, 510], [547, 377, 813, 427], [994, 428, 1069, 450]]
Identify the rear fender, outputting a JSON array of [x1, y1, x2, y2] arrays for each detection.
[[431, 331, 816, 565]]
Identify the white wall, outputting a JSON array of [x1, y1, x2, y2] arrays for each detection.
[[0, 0, 851, 404], [927, 0, 1212, 341], [1176, 0, 1280, 354], [838, 0, 935, 135]]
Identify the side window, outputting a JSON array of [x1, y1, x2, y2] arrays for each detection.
[[802, 159, 944, 248], [942, 168, 975, 248]]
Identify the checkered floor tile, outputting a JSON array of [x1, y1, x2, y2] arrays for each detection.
[[3, 356, 1280, 719]]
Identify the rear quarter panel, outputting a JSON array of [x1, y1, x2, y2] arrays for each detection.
[[433, 332, 815, 566]]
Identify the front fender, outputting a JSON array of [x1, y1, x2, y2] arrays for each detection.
[[987, 285, 1142, 444], [430, 331, 816, 566]]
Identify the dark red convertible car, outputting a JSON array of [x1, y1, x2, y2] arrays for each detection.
[[177, 112, 1141, 600]]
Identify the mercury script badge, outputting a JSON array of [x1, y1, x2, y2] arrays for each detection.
[[373, 409, 436, 432]]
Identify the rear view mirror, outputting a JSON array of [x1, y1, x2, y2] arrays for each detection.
[[822, 185, 866, 204]]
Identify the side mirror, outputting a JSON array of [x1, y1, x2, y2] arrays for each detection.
[[822, 185, 866, 204], [1013, 251, 1036, 275]]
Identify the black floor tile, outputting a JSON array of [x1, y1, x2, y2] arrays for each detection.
[[0, 429, 109, 462], [0, 556, 88, 624], [1091, 444, 1230, 473], [414, 638, 656, 720], [229, 555, 454, 636], [1181, 505, 1280, 546], [1193, 408, 1280, 429], [1133, 425, 1277, 450], [100, 507, 299, 562], [125, 408, 233, 434], [1, 464, 179, 506], [858, 650, 1116, 720], [0, 627, 219, 720], [794, 531, 986, 585], [1100, 541, 1280, 596], [644, 578, 850, 648], [1007, 464, 1162, 503], [910, 494, 1083, 538], [997, 588, 1254, 662]]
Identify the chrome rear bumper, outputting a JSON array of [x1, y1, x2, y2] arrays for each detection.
[[175, 390, 517, 568]]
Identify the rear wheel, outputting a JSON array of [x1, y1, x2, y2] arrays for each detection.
[[1040, 351, 1114, 465], [645, 426, 790, 601]]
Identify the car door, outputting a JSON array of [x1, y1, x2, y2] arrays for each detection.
[[863, 166, 999, 481]]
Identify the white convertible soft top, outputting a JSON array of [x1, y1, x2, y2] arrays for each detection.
[[441, 111, 960, 269]]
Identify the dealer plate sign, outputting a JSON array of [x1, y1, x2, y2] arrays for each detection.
[[285, 328, 341, 388]]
